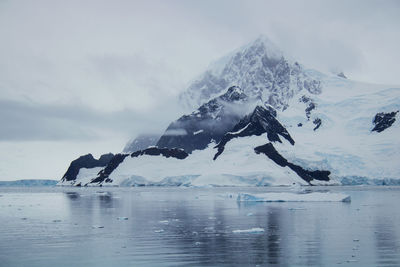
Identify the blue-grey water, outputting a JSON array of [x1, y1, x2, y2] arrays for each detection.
[[0, 186, 399, 266]]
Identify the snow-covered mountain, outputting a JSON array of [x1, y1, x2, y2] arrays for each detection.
[[180, 35, 322, 111], [59, 36, 400, 187]]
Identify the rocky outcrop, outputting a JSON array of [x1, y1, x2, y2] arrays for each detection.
[[60, 153, 114, 182], [90, 147, 188, 185], [131, 147, 188, 159], [372, 111, 398, 133], [157, 86, 249, 153], [214, 105, 294, 160], [313, 118, 322, 131], [254, 143, 330, 183], [90, 154, 129, 184]]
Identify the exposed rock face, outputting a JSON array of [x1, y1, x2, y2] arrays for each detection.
[[131, 147, 188, 160], [372, 111, 398, 133], [90, 147, 188, 185], [123, 134, 161, 153], [60, 153, 114, 182], [313, 118, 322, 131], [157, 86, 250, 153], [300, 95, 316, 120], [214, 105, 295, 160], [91, 154, 129, 184], [254, 143, 330, 183], [180, 36, 322, 111]]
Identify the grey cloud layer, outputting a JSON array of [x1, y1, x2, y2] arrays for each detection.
[[0, 0, 399, 143]]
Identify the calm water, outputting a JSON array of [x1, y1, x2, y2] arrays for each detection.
[[0, 186, 399, 266]]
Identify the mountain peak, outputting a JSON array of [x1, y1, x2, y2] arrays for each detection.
[[180, 36, 322, 111], [244, 35, 283, 60]]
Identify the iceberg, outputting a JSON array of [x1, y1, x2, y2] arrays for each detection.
[[237, 192, 351, 202], [232, 228, 265, 234]]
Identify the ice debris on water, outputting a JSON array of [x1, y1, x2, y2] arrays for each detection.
[[246, 213, 254, 216], [92, 225, 104, 229], [232, 228, 265, 234], [159, 220, 169, 224], [154, 229, 164, 233], [237, 192, 351, 202]]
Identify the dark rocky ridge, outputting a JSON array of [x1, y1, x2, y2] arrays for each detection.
[[61, 153, 114, 182], [372, 111, 398, 133], [214, 105, 295, 160], [300, 95, 316, 120], [157, 86, 249, 153], [254, 143, 330, 183], [131, 147, 188, 159], [313, 118, 322, 131], [90, 147, 188, 185], [91, 154, 129, 184]]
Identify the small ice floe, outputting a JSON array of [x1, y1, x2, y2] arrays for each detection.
[[159, 220, 169, 224], [246, 213, 254, 216], [208, 216, 216, 220], [194, 242, 202, 246], [92, 225, 104, 229], [237, 192, 351, 202], [154, 229, 164, 233], [288, 208, 307, 211], [232, 228, 265, 234], [117, 217, 129, 221]]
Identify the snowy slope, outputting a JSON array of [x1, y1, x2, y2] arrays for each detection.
[[275, 75, 400, 184], [98, 134, 308, 187]]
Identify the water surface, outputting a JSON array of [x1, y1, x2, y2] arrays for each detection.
[[0, 186, 399, 266]]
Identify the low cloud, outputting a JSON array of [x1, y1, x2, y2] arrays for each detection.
[[163, 129, 188, 136]]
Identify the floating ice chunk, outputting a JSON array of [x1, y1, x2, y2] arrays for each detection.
[[154, 229, 164, 233], [159, 220, 169, 224], [92, 225, 104, 229], [117, 217, 129, 220], [233, 228, 265, 234], [246, 213, 254, 216], [237, 192, 351, 202]]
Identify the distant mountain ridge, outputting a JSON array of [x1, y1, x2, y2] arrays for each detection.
[[0, 179, 58, 187]]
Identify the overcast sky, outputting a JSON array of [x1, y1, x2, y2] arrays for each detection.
[[0, 0, 399, 180]]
